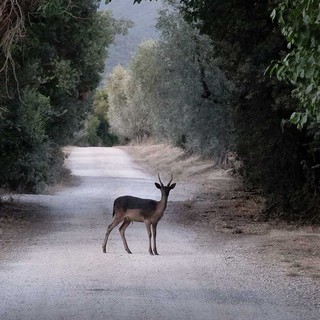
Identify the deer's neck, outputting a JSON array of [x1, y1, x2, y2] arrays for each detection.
[[157, 194, 168, 214]]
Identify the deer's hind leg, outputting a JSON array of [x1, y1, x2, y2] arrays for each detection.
[[102, 215, 123, 253], [119, 218, 132, 254]]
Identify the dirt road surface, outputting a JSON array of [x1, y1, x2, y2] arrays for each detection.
[[0, 147, 319, 320]]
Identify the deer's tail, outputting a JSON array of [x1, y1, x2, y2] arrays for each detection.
[[112, 203, 115, 217]]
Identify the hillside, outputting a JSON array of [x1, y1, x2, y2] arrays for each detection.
[[99, 0, 164, 78]]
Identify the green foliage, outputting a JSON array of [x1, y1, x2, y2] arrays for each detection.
[[106, 6, 233, 159], [86, 115, 102, 146], [0, 89, 63, 192], [19, 90, 52, 141], [0, 0, 123, 192], [52, 59, 80, 93], [270, 0, 320, 204], [106, 65, 132, 142], [83, 87, 118, 146], [270, 0, 320, 128], [153, 8, 234, 157], [178, 0, 319, 219]]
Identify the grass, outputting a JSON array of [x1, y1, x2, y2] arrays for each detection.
[[122, 143, 229, 184]]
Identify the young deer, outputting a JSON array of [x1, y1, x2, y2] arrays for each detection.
[[102, 174, 176, 255]]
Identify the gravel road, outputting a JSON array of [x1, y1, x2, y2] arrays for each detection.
[[0, 147, 319, 320]]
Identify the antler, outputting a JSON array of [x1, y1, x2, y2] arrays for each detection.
[[158, 173, 164, 186], [158, 173, 174, 186]]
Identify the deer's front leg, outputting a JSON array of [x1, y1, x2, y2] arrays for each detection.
[[102, 217, 123, 253], [145, 221, 153, 255], [152, 223, 159, 255]]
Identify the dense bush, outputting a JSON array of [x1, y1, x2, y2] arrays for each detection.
[[178, 0, 319, 219], [83, 87, 118, 146], [0, 0, 125, 192]]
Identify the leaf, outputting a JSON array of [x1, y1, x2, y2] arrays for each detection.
[[289, 112, 301, 125], [300, 113, 308, 126], [270, 9, 277, 21], [306, 83, 313, 94]]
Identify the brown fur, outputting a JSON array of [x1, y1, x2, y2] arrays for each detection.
[[102, 175, 176, 255]]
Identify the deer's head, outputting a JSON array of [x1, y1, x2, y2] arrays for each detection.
[[155, 173, 176, 197]]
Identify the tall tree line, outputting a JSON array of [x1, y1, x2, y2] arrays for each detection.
[[104, 0, 319, 220], [106, 8, 234, 161], [0, 0, 128, 192], [178, 0, 319, 219]]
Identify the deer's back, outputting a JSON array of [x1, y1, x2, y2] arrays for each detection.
[[115, 196, 157, 214]]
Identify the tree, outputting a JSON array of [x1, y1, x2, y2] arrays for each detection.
[[86, 115, 102, 146], [177, 0, 319, 219], [0, 0, 125, 192], [271, 0, 320, 131], [106, 65, 132, 142], [106, 5, 233, 161], [83, 87, 118, 146], [153, 8, 234, 158], [270, 0, 320, 204]]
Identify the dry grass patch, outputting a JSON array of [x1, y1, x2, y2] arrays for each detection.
[[122, 143, 227, 183], [265, 230, 320, 279], [123, 143, 320, 281], [0, 201, 52, 261]]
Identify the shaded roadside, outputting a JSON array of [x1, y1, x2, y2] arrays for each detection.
[[0, 202, 53, 262]]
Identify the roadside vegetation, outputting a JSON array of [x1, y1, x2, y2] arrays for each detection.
[[0, 0, 130, 193], [0, 0, 319, 222], [95, 0, 319, 222]]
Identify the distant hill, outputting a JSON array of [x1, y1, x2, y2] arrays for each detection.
[[99, 0, 164, 80]]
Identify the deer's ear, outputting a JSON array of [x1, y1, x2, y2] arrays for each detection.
[[155, 182, 161, 189], [170, 183, 176, 190]]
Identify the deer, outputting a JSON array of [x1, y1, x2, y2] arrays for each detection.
[[102, 174, 176, 255]]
